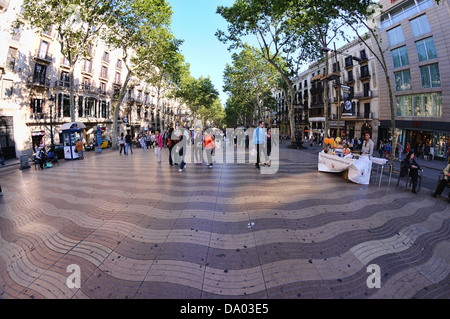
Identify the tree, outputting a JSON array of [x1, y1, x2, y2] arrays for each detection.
[[103, 0, 173, 148], [313, 0, 395, 164], [216, 0, 319, 144], [176, 74, 219, 126], [137, 29, 185, 132], [290, 0, 352, 139], [21, 0, 119, 123], [223, 44, 280, 126]]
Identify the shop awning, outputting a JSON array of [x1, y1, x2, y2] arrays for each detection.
[[60, 122, 86, 130]]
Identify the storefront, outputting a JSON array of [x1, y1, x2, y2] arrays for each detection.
[[0, 115, 16, 160], [380, 120, 450, 160]]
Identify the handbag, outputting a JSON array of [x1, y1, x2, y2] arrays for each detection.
[[74, 148, 78, 153]]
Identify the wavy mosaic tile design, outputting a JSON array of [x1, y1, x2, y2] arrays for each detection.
[[0, 147, 448, 299]]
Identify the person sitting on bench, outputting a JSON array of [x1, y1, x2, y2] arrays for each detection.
[[431, 159, 450, 203], [404, 151, 421, 194]]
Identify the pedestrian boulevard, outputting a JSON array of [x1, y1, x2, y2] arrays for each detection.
[[0, 145, 449, 299]]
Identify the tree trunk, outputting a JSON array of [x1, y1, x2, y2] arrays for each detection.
[[323, 51, 329, 139], [69, 67, 76, 122], [112, 69, 131, 149]]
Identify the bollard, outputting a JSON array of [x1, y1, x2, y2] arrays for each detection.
[[19, 155, 31, 170]]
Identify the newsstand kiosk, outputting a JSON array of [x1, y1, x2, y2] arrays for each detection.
[[61, 122, 86, 160]]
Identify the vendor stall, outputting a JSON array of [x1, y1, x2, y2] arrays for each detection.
[[318, 151, 372, 185], [61, 122, 86, 160]]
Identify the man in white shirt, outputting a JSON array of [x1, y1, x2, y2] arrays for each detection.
[[361, 132, 374, 157]]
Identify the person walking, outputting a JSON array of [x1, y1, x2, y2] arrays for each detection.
[[76, 139, 84, 159], [266, 128, 274, 166], [140, 134, 146, 151], [194, 128, 203, 164], [154, 130, 163, 163], [431, 158, 450, 202], [167, 127, 175, 166], [0, 146, 5, 166], [177, 127, 187, 172], [125, 132, 133, 155], [405, 151, 421, 194], [204, 130, 216, 168], [252, 121, 267, 170], [119, 132, 126, 155], [397, 141, 404, 162]]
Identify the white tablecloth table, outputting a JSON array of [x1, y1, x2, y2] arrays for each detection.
[[371, 157, 393, 187], [318, 152, 372, 185]]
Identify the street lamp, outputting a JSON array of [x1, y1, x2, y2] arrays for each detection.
[[48, 94, 55, 147]]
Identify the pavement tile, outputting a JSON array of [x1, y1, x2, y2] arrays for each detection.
[[0, 145, 448, 299]]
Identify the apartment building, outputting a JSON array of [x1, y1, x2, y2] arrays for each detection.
[[373, 0, 450, 159], [0, 0, 187, 160], [326, 37, 380, 143], [273, 35, 379, 143]]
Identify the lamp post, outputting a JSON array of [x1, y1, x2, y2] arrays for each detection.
[[48, 94, 55, 147], [321, 45, 362, 139]]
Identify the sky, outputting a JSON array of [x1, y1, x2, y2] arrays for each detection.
[[167, 1, 359, 108], [168, 0, 236, 107]]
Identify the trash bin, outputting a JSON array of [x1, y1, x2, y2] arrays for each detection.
[[19, 155, 31, 170]]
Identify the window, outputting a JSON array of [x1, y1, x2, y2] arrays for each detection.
[[360, 49, 367, 61], [360, 65, 370, 78], [11, 23, 23, 41], [6, 47, 18, 71], [397, 92, 442, 117], [387, 26, 405, 46], [34, 64, 47, 83], [380, 0, 433, 30], [410, 15, 431, 37], [103, 51, 109, 63], [38, 41, 49, 59], [60, 71, 70, 88], [420, 63, 440, 88], [78, 96, 83, 118], [101, 65, 108, 79], [116, 59, 122, 69], [82, 77, 90, 90], [101, 100, 107, 118], [344, 56, 353, 68], [391, 46, 409, 68], [363, 83, 371, 97], [100, 82, 107, 94], [347, 70, 354, 82], [1, 80, 14, 99], [415, 37, 437, 62], [115, 72, 121, 84], [395, 70, 412, 92], [62, 94, 71, 117], [61, 71, 69, 82], [84, 59, 92, 73], [85, 97, 97, 117], [31, 98, 43, 113]]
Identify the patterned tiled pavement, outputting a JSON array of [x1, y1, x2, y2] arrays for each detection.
[[0, 144, 449, 300]]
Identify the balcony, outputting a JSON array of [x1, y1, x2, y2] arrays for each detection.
[[34, 50, 53, 64], [359, 71, 371, 81], [345, 76, 355, 85], [26, 112, 58, 123], [27, 76, 51, 87], [79, 83, 96, 93], [357, 112, 373, 119], [359, 54, 368, 63], [55, 80, 70, 89], [354, 90, 372, 100]]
